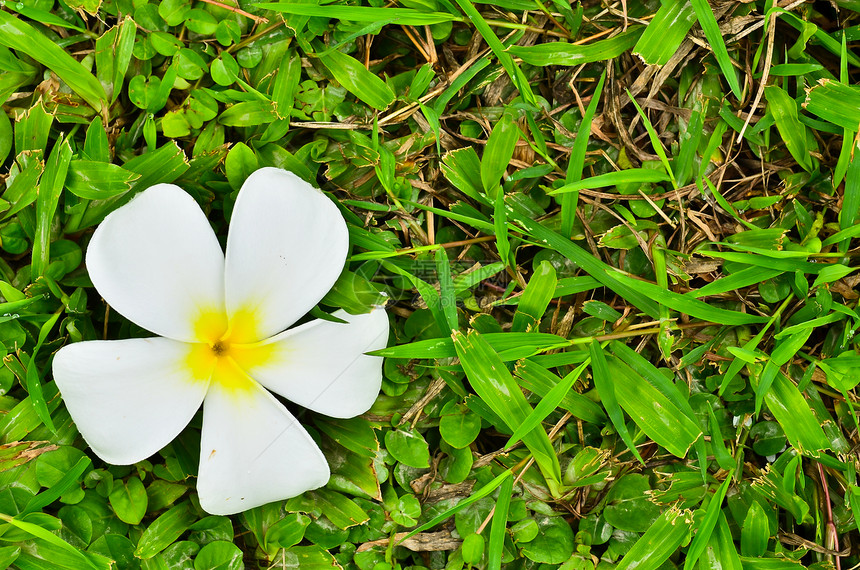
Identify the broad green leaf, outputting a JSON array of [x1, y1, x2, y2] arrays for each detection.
[[135, 502, 197, 559], [309, 488, 369, 529], [384, 427, 430, 468], [14, 98, 53, 155], [75, 142, 189, 230], [218, 100, 277, 127], [509, 27, 642, 66], [317, 50, 395, 111], [109, 476, 148, 525], [193, 541, 243, 570], [316, 417, 378, 458], [740, 501, 769, 557], [441, 147, 488, 204], [439, 405, 481, 449]]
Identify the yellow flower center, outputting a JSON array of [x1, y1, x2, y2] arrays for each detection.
[[186, 307, 278, 392]]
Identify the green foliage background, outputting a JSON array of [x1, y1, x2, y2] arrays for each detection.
[[0, 0, 859, 568]]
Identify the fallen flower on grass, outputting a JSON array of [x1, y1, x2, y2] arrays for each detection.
[[53, 167, 389, 515]]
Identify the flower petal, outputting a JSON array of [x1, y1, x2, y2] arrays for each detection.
[[224, 168, 348, 343], [52, 338, 210, 465], [196, 381, 330, 515], [233, 308, 388, 418], [86, 184, 226, 342]]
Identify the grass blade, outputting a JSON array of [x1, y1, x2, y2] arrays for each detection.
[[0, 12, 106, 113], [509, 28, 642, 66], [616, 508, 693, 570], [552, 168, 670, 194], [505, 359, 588, 449], [563, 70, 605, 236], [634, 0, 696, 65], [453, 330, 562, 486], [689, 0, 741, 98], [452, 0, 536, 104], [511, 260, 556, 332], [589, 341, 643, 464], [487, 474, 513, 570]]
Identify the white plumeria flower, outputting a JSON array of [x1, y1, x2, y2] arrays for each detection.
[[52, 167, 389, 515]]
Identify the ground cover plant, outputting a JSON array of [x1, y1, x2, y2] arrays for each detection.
[[0, 0, 859, 568]]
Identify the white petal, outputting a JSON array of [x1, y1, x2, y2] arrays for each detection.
[[87, 184, 226, 342], [234, 308, 388, 418], [52, 338, 210, 465], [196, 381, 330, 515], [223, 168, 348, 343]]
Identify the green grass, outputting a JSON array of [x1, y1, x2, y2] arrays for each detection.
[[0, 0, 859, 569]]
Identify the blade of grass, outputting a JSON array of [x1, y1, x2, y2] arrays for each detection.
[[616, 508, 694, 570], [683, 473, 734, 570], [481, 112, 519, 194], [398, 470, 512, 542], [453, 330, 562, 486], [31, 138, 73, 280], [487, 473, 513, 570], [608, 353, 702, 458], [435, 248, 458, 333], [317, 50, 395, 111], [509, 27, 642, 66], [764, 85, 815, 172], [511, 261, 556, 332], [515, 359, 605, 423], [451, 0, 537, 104], [633, 0, 696, 65], [689, 266, 783, 299], [0, 12, 107, 113], [370, 332, 570, 359], [505, 359, 588, 449], [0, 514, 109, 570], [563, 70, 605, 236], [689, 0, 742, 98], [506, 205, 661, 319], [551, 168, 671, 195], [589, 340, 643, 464], [255, 3, 463, 24], [627, 91, 677, 188]]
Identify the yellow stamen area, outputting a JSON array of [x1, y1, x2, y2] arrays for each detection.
[[186, 307, 280, 393]]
